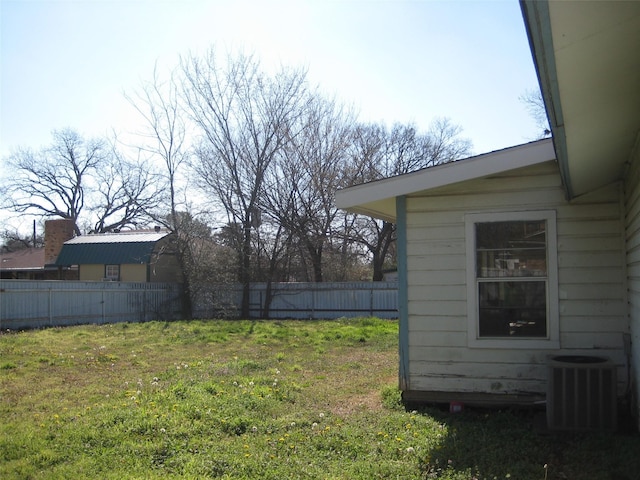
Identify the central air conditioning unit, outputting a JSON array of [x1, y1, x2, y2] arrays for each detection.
[[547, 355, 617, 431]]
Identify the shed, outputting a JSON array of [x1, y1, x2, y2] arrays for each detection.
[[336, 0, 640, 429], [54, 230, 181, 283]]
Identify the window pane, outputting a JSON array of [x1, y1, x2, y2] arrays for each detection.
[[105, 265, 119, 280], [476, 221, 546, 278], [478, 281, 546, 337]]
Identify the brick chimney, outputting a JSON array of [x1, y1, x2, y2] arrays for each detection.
[[44, 219, 76, 265]]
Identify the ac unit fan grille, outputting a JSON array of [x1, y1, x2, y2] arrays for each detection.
[[547, 356, 616, 431]]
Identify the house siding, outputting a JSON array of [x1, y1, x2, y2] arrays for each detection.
[[405, 160, 627, 401], [121, 264, 147, 282], [80, 264, 104, 281], [624, 134, 640, 427]]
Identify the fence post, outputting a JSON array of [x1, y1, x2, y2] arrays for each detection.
[[49, 287, 53, 326], [370, 284, 374, 317]]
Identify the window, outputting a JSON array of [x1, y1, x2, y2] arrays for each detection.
[[105, 264, 120, 281], [465, 211, 558, 348]]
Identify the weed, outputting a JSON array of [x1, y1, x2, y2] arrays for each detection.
[[380, 385, 403, 411], [0, 318, 638, 480]]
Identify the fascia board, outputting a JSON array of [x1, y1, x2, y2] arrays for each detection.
[[520, 0, 571, 198], [336, 139, 556, 212], [346, 204, 397, 223]]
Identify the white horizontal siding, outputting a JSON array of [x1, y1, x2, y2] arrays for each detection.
[[558, 267, 623, 284], [407, 270, 465, 286], [624, 134, 640, 428], [405, 160, 628, 398], [409, 376, 547, 395], [404, 253, 466, 271], [409, 316, 467, 332], [409, 361, 548, 383], [408, 347, 548, 364], [559, 300, 627, 318], [407, 285, 465, 302]]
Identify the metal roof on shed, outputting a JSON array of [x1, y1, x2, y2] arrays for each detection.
[[54, 232, 171, 266], [64, 231, 169, 244], [55, 242, 159, 266]]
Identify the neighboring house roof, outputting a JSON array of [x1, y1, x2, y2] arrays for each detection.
[[0, 248, 46, 271], [54, 231, 171, 266], [520, 0, 640, 199], [335, 138, 555, 222]]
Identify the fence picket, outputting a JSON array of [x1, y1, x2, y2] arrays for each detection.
[[0, 280, 398, 329]]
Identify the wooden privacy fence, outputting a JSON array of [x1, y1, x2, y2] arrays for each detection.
[[198, 281, 399, 320], [1, 280, 399, 329], [249, 281, 398, 319], [0, 280, 182, 330]]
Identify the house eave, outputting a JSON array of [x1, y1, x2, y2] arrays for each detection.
[[520, 0, 571, 199], [521, 0, 640, 199], [336, 138, 555, 221]]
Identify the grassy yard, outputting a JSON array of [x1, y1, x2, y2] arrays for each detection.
[[1, 318, 639, 479]]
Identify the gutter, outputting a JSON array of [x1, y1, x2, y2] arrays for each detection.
[[520, 0, 573, 199]]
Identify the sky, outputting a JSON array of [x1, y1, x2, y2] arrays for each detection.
[[0, 0, 542, 164]]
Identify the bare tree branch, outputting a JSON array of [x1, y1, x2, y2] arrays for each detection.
[[1, 129, 108, 235], [520, 88, 552, 138], [90, 145, 161, 233], [344, 119, 472, 280], [181, 48, 309, 316], [125, 63, 198, 317]]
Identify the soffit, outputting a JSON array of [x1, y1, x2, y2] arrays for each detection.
[[547, 1, 640, 197]]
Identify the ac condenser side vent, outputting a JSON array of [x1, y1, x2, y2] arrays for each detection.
[[547, 355, 617, 431]]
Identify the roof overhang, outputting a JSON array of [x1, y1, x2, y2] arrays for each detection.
[[336, 138, 555, 222], [521, 0, 640, 199], [54, 242, 161, 266]]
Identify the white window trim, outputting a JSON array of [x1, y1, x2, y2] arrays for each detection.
[[465, 210, 559, 349], [105, 264, 120, 281]]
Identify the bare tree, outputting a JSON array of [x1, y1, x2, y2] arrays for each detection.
[[1, 129, 107, 235], [520, 88, 551, 138], [189, 226, 239, 318], [262, 95, 355, 283], [1, 128, 162, 236], [1, 227, 43, 252], [252, 220, 295, 317], [345, 119, 472, 280], [90, 146, 161, 233], [424, 117, 473, 166], [181, 49, 308, 317], [125, 65, 197, 318], [125, 65, 189, 224], [343, 123, 395, 281]]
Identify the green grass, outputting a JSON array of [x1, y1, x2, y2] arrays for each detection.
[[1, 318, 639, 479]]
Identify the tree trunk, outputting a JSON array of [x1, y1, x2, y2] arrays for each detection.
[[372, 250, 384, 281], [308, 243, 323, 283], [262, 279, 273, 319], [240, 221, 252, 318], [372, 221, 394, 281], [180, 280, 193, 320]]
